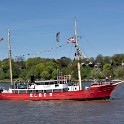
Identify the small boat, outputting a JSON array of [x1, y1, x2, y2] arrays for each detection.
[[0, 17, 123, 101]]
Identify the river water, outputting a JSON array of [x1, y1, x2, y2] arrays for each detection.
[[0, 82, 124, 124]]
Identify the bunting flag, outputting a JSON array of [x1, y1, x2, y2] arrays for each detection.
[[56, 32, 60, 42], [80, 55, 86, 59], [0, 38, 4, 42], [21, 44, 66, 57], [15, 35, 86, 59], [67, 36, 75, 43]]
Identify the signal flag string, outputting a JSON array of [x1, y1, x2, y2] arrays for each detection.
[[14, 36, 87, 59]]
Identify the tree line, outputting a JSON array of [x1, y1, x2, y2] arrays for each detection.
[[0, 53, 124, 82]]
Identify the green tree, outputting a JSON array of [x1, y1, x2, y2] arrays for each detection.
[[91, 67, 102, 79], [112, 54, 124, 66], [41, 71, 50, 80], [32, 63, 45, 79], [113, 66, 124, 79], [19, 69, 28, 81], [26, 57, 42, 69], [95, 54, 104, 66], [103, 64, 112, 77], [52, 69, 58, 79], [103, 56, 112, 64], [80, 67, 91, 79], [58, 57, 71, 67]]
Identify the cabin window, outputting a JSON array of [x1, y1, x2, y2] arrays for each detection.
[[53, 89, 61, 92], [38, 90, 44, 93], [28, 90, 36, 94], [35, 83, 40, 85], [44, 90, 52, 93], [63, 88, 68, 92], [59, 81, 63, 84], [55, 84, 59, 87], [49, 82, 54, 85], [19, 90, 27, 94], [12, 90, 18, 93], [17, 83, 27, 89]]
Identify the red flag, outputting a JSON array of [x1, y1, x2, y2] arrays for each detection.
[[67, 36, 75, 43]]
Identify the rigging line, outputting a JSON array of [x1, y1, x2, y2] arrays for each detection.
[[74, 19, 100, 57], [11, 41, 21, 59], [77, 38, 90, 59], [72, 20, 91, 58], [69, 44, 75, 59], [14, 43, 67, 58], [55, 38, 60, 58], [78, 29, 100, 56], [77, 36, 86, 56]]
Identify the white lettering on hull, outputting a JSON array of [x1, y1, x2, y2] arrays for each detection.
[[30, 93, 52, 97]]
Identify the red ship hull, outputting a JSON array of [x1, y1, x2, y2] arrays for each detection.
[[0, 83, 118, 101]]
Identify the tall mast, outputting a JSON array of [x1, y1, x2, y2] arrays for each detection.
[[8, 29, 13, 85], [74, 17, 82, 90]]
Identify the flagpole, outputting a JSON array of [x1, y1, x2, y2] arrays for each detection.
[[8, 29, 13, 85]]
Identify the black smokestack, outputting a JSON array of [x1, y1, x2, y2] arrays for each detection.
[[30, 75, 35, 83]]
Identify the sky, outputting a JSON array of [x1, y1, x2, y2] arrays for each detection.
[[0, 0, 124, 60]]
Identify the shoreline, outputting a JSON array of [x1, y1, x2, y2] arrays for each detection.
[[0, 78, 123, 83]]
